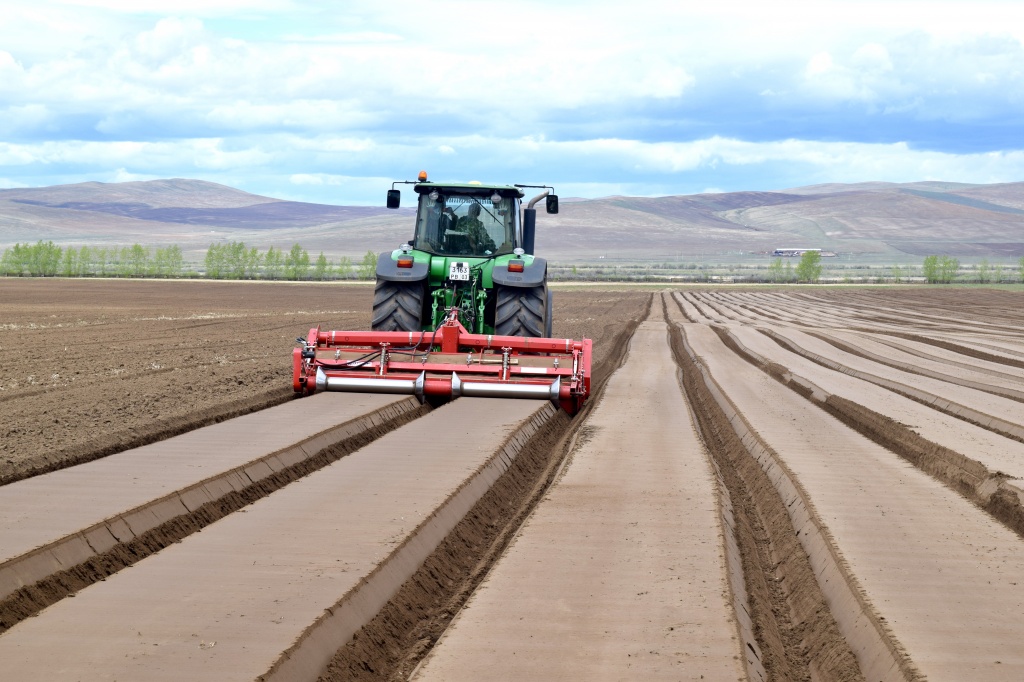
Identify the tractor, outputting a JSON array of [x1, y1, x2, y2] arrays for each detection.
[[293, 172, 591, 414], [373, 171, 559, 338]]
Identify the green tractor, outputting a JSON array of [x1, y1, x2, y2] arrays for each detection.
[[374, 172, 560, 337]]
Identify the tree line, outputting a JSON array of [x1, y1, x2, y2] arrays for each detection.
[[3, 240, 1024, 283], [766, 252, 1024, 284], [0, 243, 186, 278], [1, 241, 379, 280]]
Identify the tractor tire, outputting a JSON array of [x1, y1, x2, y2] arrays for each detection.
[[495, 285, 546, 337], [544, 286, 553, 338], [371, 279, 424, 332]]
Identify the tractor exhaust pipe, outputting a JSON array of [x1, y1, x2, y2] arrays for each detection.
[[522, 190, 549, 256]]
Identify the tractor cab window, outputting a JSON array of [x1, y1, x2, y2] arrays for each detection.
[[414, 193, 515, 257]]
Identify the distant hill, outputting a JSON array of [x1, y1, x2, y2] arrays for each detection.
[[2, 178, 1023, 263]]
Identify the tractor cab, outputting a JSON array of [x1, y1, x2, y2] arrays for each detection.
[[377, 172, 560, 338], [386, 172, 559, 259], [411, 184, 522, 257]]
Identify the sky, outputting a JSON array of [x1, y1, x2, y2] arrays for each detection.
[[2, 0, 1024, 205]]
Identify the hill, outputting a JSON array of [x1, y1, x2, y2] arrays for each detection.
[[2, 178, 1023, 263]]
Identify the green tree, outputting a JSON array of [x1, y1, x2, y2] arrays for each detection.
[[336, 255, 353, 279], [313, 252, 330, 280], [78, 246, 92, 276], [94, 247, 110, 276], [922, 255, 939, 283], [0, 245, 21, 276], [61, 246, 79, 277], [891, 265, 904, 284], [768, 257, 785, 283], [357, 250, 378, 280], [29, 241, 63, 276], [166, 245, 184, 277], [224, 241, 247, 279], [977, 258, 990, 284], [264, 247, 284, 279], [795, 250, 822, 283], [205, 243, 226, 279], [111, 246, 128, 277], [243, 247, 262, 279], [152, 245, 183, 278], [284, 243, 310, 280], [938, 256, 959, 283], [126, 244, 149, 277]]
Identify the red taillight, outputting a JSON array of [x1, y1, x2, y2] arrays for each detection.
[[397, 256, 414, 268], [508, 260, 525, 273]]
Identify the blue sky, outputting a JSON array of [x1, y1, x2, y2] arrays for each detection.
[[2, 0, 1024, 204]]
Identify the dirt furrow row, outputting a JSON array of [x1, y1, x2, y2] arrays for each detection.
[[667, 296, 878, 682], [0, 394, 426, 634], [673, 293, 1024, 681], [718, 323, 1024, 538], [410, 308, 748, 681], [0, 280, 652, 680], [0, 399, 559, 680]]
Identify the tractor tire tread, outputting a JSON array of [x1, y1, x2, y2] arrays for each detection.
[[372, 279, 423, 332], [495, 285, 546, 337]]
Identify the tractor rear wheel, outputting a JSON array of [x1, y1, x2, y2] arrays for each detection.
[[544, 286, 553, 337], [495, 285, 546, 337], [371, 279, 424, 332]]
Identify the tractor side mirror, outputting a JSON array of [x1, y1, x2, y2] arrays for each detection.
[[546, 194, 559, 214], [386, 189, 401, 209]]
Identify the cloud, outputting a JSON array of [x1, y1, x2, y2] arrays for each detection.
[[7, 133, 1024, 203], [2, 0, 1024, 202]]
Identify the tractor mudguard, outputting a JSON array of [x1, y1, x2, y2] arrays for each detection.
[[492, 256, 547, 287], [375, 252, 429, 282]]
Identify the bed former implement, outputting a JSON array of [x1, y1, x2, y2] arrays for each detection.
[[293, 172, 593, 415], [294, 309, 592, 414]]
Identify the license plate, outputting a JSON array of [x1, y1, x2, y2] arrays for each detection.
[[449, 261, 470, 281]]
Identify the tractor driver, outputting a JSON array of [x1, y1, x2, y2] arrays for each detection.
[[424, 195, 458, 250], [458, 202, 496, 255]]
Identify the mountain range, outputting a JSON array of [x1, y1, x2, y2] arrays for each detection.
[[2, 178, 1023, 264]]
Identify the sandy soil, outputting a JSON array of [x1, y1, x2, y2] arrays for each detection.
[[412, 319, 746, 681], [673, 289, 1024, 680], [0, 400, 556, 681], [3, 283, 1024, 681], [0, 279, 645, 483]]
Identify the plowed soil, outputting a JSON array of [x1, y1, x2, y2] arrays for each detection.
[[0, 279, 646, 484], [4, 283, 1024, 682]]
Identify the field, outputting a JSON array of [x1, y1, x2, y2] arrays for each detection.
[[1, 280, 1023, 681]]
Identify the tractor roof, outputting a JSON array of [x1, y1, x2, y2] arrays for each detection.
[[413, 182, 525, 198]]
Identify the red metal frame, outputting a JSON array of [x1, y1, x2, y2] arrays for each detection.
[[293, 313, 592, 415]]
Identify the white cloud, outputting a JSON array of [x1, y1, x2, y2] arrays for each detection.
[[9, 130, 1024, 203], [2, 0, 1024, 200], [59, 0, 293, 14], [806, 52, 834, 77], [290, 173, 336, 185]]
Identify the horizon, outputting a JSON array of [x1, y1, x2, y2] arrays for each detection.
[[1, 175, 1012, 209]]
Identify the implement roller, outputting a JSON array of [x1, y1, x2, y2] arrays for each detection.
[[295, 309, 592, 414]]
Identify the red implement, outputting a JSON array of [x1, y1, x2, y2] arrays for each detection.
[[293, 311, 592, 415]]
